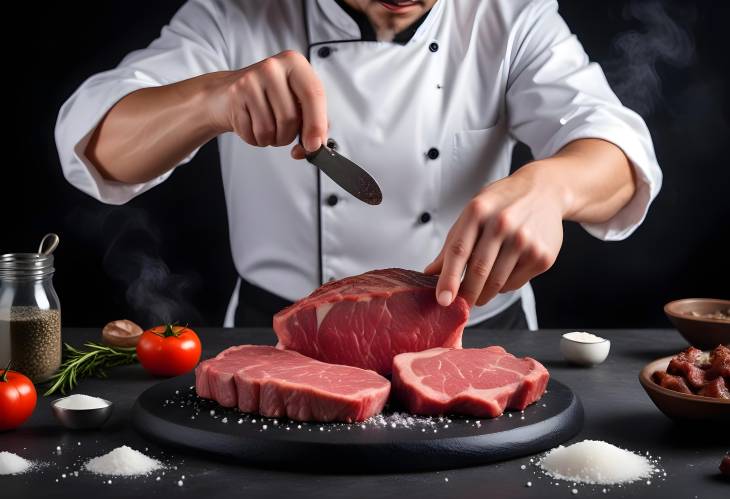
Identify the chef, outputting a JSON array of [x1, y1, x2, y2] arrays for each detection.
[[55, 0, 662, 329]]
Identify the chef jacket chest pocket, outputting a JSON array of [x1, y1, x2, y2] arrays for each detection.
[[442, 124, 511, 206]]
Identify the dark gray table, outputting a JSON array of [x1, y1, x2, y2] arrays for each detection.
[[1, 328, 727, 499]]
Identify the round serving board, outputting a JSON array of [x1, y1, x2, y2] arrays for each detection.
[[132, 373, 583, 472]]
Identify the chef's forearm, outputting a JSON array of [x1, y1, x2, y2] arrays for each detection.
[[516, 138, 637, 224], [85, 72, 229, 184]]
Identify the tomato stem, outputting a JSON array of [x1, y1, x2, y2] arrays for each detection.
[[162, 324, 179, 338], [0, 360, 11, 382]]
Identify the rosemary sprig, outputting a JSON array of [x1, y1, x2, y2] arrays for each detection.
[[44, 342, 137, 396]]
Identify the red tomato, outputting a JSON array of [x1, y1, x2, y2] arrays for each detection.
[[0, 366, 37, 431], [136, 325, 202, 377]]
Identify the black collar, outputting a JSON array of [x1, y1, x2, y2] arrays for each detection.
[[333, 0, 432, 45]]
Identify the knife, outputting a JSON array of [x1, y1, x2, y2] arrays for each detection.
[[305, 145, 383, 206]]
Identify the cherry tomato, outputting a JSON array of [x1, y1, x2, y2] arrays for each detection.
[[0, 365, 37, 431], [136, 325, 202, 377]]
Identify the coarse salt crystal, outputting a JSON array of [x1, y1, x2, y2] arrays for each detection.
[[0, 452, 33, 475], [85, 446, 163, 476]]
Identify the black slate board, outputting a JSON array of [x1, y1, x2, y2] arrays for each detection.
[[132, 373, 583, 472]]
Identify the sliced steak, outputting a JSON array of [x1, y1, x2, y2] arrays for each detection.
[[196, 345, 390, 422], [273, 268, 470, 375], [392, 346, 549, 418]]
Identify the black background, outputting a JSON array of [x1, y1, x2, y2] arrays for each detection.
[[2, 0, 728, 329]]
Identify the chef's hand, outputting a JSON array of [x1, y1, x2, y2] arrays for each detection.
[[209, 50, 328, 155], [424, 163, 565, 307]]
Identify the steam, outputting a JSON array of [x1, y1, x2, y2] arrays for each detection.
[[68, 206, 202, 326], [603, 0, 695, 117]]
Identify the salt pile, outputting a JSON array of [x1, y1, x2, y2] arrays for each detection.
[[55, 394, 109, 410], [85, 446, 163, 476], [562, 332, 606, 343], [539, 440, 655, 485], [0, 452, 33, 475]]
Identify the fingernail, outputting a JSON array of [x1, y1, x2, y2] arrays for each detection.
[[437, 290, 453, 306]]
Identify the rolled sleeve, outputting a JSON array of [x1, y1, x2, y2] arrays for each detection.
[[54, 0, 230, 205], [506, 0, 662, 240]]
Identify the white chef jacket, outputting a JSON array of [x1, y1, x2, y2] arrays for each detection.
[[55, 0, 662, 328]]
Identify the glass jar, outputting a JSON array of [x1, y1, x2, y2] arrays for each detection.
[[0, 252, 62, 382]]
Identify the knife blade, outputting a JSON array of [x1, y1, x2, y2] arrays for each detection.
[[305, 145, 383, 206]]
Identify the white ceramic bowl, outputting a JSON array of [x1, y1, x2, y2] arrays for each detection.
[[560, 332, 611, 366]]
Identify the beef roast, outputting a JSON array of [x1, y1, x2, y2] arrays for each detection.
[[195, 345, 390, 422], [392, 346, 549, 418], [273, 268, 470, 375]]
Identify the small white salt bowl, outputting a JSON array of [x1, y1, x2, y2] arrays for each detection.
[[560, 331, 611, 367], [51, 395, 113, 430]]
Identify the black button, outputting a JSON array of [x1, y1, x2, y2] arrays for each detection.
[[328, 276, 336, 282], [420, 212, 432, 224], [326, 138, 338, 150], [326, 194, 338, 207], [427, 147, 440, 160], [318, 46, 332, 58], [429, 42, 439, 52]]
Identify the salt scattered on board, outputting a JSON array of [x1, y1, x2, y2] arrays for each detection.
[[0, 452, 33, 475], [54, 394, 109, 410], [85, 446, 163, 476], [539, 440, 655, 485]]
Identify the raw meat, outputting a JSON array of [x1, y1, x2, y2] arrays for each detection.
[[698, 377, 730, 399], [654, 345, 730, 399], [652, 371, 693, 394], [721, 455, 730, 476], [195, 345, 390, 422], [273, 268, 470, 375], [667, 347, 709, 388], [391, 346, 550, 418], [706, 344, 730, 379]]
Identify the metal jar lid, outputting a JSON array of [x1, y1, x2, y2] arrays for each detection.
[[0, 234, 59, 278], [0, 253, 55, 278]]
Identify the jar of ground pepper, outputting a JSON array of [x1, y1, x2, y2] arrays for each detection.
[[0, 234, 62, 382]]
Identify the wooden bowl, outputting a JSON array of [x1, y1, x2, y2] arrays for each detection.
[[664, 298, 730, 350], [639, 356, 730, 422]]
